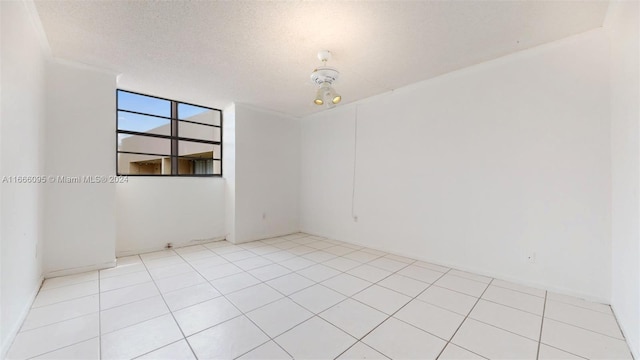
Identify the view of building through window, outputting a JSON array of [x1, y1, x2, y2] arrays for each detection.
[[116, 90, 222, 176]]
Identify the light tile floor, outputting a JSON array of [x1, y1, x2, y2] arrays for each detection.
[[7, 233, 633, 359]]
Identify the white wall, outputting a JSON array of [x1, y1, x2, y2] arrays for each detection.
[[43, 60, 117, 276], [301, 29, 612, 301], [116, 177, 226, 255], [223, 104, 237, 243], [300, 106, 358, 242], [115, 104, 227, 255], [232, 104, 300, 243], [0, 0, 46, 355], [606, 1, 640, 357]]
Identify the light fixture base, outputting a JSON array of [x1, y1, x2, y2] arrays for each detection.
[[310, 50, 342, 108], [317, 50, 332, 62], [310, 66, 339, 86]]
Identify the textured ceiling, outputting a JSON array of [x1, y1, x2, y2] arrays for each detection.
[[34, 1, 609, 117]]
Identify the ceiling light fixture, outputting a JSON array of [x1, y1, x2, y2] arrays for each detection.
[[310, 50, 341, 108]]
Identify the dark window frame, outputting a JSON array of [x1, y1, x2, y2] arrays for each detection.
[[116, 89, 223, 177]]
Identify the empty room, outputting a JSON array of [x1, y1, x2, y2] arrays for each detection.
[[1, 0, 638, 359]]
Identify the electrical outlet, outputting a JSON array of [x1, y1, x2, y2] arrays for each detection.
[[353, 215, 358, 222], [262, 212, 266, 220], [527, 252, 536, 264]]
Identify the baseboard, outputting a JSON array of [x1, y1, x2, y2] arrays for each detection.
[[116, 236, 226, 257], [1, 276, 43, 359], [231, 231, 302, 245], [302, 230, 611, 305], [611, 305, 640, 359], [44, 260, 116, 279]]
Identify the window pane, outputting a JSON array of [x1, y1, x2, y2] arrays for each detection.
[[115, 90, 222, 176], [178, 103, 220, 126], [178, 121, 220, 142], [178, 158, 221, 175], [118, 134, 171, 155], [178, 142, 221, 159], [118, 153, 170, 175], [117, 90, 170, 118], [118, 111, 170, 135]]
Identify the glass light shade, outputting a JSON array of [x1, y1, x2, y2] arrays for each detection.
[[314, 88, 325, 105], [326, 85, 341, 104], [314, 82, 341, 107]]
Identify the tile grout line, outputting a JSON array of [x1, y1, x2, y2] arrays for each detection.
[[212, 238, 416, 358], [15, 294, 103, 333], [453, 313, 542, 343], [99, 277, 154, 294], [443, 287, 624, 343], [18, 311, 100, 336], [137, 253, 200, 360], [132, 338, 190, 359], [101, 263, 242, 335], [609, 306, 636, 360], [100, 274, 155, 293], [376, 268, 451, 333], [243, 240, 381, 289], [26, 236, 585, 359], [22, 338, 100, 360], [14, 234, 622, 360], [546, 299, 614, 316], [99, 268, 149, 281], [334, 267, 453, 359], [412, 284, 543, 318], [171, 247, 295, 360], [168, 312, 246, 344], [266, 250, 419, 359], [472, 295, 544, 317], [37, 239, 477, 359], [489, 283, 546, 299], [213, 240, 624, 360], [38, 278, 99, 292], [541, 316, 629, 341], [29, 283, 100, 310], [170, 236, 458, 359], [415, 282, 488, 299], [23, 273, 237, 334], [20, 235, 601, 360], [100, 312, 173, 337], [17, 289, 101, 358], [536, 343, 589, 360], [434, 278, 495, 360], [132, 242, 224, 259], [416, 282, 624, 346], [537, 303, 608, 360], [316, 238, 608, 316], [227, 234, 389, 357], [100, 288, 170, 315], [374, 288, 545, 351], [536, 291, 547, 360]]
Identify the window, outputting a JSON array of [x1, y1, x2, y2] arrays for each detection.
[[116, 90, 222, 176]]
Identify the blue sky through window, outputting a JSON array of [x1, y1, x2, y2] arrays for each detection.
[[178, 103, 209, 119], [118, 91, 170, 117], [117, 90, 211, 134]]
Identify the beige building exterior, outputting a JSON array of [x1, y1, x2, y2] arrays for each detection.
[[118, 111, 221, 175]]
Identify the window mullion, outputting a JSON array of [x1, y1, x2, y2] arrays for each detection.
[[171, 101, 179, 175], [116, 89, 222, 176]]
